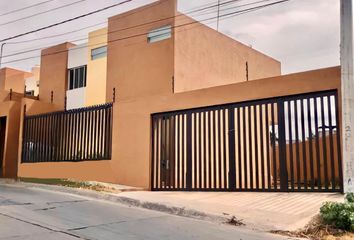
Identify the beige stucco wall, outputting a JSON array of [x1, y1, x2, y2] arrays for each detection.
[[174, 14, 281, 93], [0, 89, 24, 178], [13, 0, 342, 190], [17, 66, 341, 188], [0, 100, 21, 178], [86, 28, 108, 106], [106, 0, 177, 101], [0, 68, 31, 94], [39, 43, 75, 109], [25, 66, 40, 96]]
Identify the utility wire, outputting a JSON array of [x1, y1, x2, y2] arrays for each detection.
[[0, 0, 87, 27], [3, 0, 252, 58], [2, 0, 251, 53], [2, 0, 170, 45], [5, 22, 107, 45], [1, 0, 291, 65], [0, 0, 133, 43], [3, 0, 240, 46], [2, 0, 230, 45], [0, 0, 56, 17], [194, 0, 274, 16], [3, 0, 285, 59]]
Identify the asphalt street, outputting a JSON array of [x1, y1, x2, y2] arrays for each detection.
[[0, 185, 292, 240]]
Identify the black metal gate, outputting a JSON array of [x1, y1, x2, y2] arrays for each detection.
[[22, 103, 113, 163], [151, 90, 343, 192]]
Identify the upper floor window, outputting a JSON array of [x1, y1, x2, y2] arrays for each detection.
[[91, 46, 107, 60], [147, 25, 172, 43], [68, 65, 87, 90]]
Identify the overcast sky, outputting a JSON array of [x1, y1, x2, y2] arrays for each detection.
[[0, 0, 340, 74]]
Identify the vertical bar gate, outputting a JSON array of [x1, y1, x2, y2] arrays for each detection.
[[151, 90, 342, 192], [22, 103, 113, 163]]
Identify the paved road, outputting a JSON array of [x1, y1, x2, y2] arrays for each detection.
[[0, 185, 291, 240]]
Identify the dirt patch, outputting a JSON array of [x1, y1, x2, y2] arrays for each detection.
[[19, 178, 118, 193], [226, 216, 245, 227], [271, 215, 354, 240]]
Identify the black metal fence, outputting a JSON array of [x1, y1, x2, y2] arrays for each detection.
[[151, 90, 342, 192], [21, 103, 113, 163]]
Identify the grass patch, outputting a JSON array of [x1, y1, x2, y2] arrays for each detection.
[[19, 177, 116, 192], [272, 193, 354, 240], [271, 215, 354, 240]]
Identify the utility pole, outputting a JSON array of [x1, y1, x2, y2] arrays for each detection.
[[340, 0, 354, 193], [217, 0, 221, 31], [0, 43, 6, 69]]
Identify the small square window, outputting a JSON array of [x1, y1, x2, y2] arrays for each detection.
[[148, 25, 172, 43], [91, 46, 107, 60]]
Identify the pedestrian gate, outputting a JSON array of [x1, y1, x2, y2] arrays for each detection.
[[151, 90, 343, 192]]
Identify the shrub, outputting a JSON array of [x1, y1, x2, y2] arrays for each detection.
[[320, 193, 354, 231], [346, 192, 354, 203]]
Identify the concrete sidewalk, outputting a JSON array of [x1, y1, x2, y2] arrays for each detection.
[[117, 191, 343, 231], [0, 180, 344, 232]]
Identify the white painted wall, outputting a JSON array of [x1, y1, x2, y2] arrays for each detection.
[[67, 87, 86, 110], [68, 43, 88, 69], [67, 43, 88, 109]]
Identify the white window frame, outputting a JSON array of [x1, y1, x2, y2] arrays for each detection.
[[68, 65, 87, 90]]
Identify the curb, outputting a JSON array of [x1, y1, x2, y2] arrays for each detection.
[[0, 182, 230, 225], [115, 196, 228, 223]]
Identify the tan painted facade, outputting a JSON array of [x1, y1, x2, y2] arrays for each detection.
[[0, 68, 38, 178], [86, 28, 108, 106], [0, 68, 32, 94], [174, 14, 281, 92], [17, 66, 341, 188], [0, 90, 25, 178], [25, 66, 40, 96], [0, 0, 339, 191], [39, 42, 75, 108]]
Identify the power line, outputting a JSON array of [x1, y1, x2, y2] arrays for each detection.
[[2, 0, 229, 46], [3, 0, 286, 60], [1, 0, 291, 65], [0, 0, 56, 17], [0, 0, 133, 43], [3, 0, 256, 57], [1, 0, 170, 45], [3, 0, 250, 58], [217, 0, 221, 31], [5, 22, 107, 45], [0, 0, 87, 27], [195, 0, 274, 16]]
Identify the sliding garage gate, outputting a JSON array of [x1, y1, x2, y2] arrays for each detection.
[[151, 90, 343, 192]]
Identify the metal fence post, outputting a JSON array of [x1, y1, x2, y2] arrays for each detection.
[[186, 112, 192, 189], [21, 104, 27, 163], [277, 98, 288, 192], [228, 107, 236, 190]]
